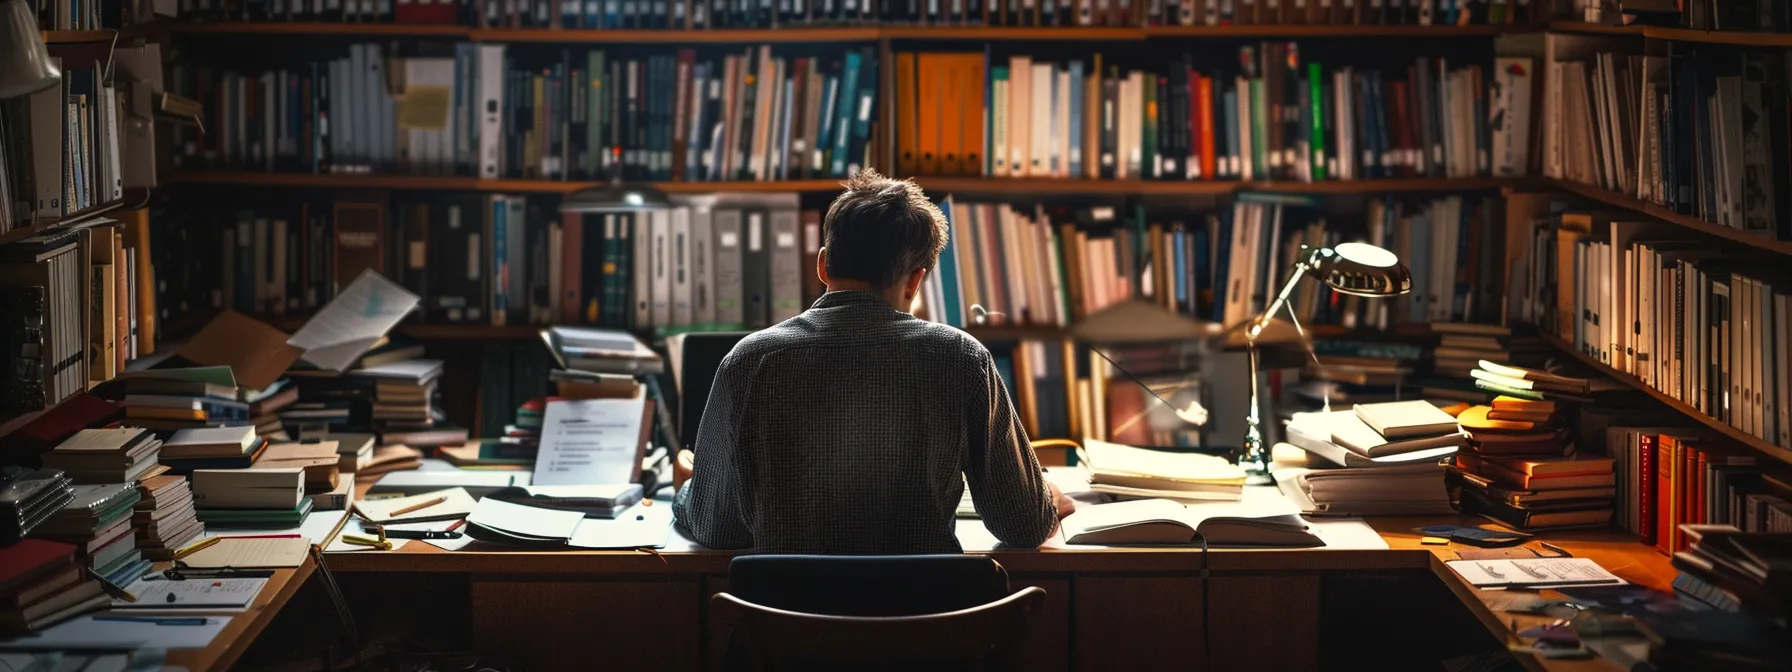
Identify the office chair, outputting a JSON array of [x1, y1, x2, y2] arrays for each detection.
[[709, 555, 1043, 671]]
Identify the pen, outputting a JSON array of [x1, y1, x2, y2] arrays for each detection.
[[93, 616, 209, 626], [380, 530, 462, 540], [389, 495, 448, 517], [446, 519, 467, 533], [222, 534, 303, 540], [172, 536, 222, 560]]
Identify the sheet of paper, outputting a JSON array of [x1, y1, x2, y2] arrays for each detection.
[[323, 518, 413, 553], [0, 615, 230, 651], [181, 537, 309, 569], [113, 578, 267, 609], [286, 271, 420, 372], [533, 397, 647, 486], [1446, 558, 1626, 588], [0, 650, 164, 672], [466, 498, 583, 540], [567, 503, 674, 549], [351, 487, 475, 524]]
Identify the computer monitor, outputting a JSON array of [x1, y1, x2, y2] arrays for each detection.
[[671, 331, 752, 450]]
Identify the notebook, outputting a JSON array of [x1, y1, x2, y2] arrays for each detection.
[[180, 536, 309, 569], [1309, 410, 1467, 458], [161, 426, 259, 459], [352, 487, 476, 525], [1353, 400, 1459, 439], [1060, 499, 1324, 547], [1445, 558, 1624, 589]]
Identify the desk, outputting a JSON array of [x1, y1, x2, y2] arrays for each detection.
[[316, 501, 1677, 672], [161, 563, 316, 671]]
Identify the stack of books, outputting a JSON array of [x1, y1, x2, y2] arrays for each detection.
[[1655, 525, 1792, 669], [1281, 400, 1461, 515], [112, 370, 247, 435], [542, 327, 663, 376], [243, 379, 299, 438], [30, 484, 147, 588], [1454, 399, 1616, 531], [1298, 351, 1419, 412], [0, 468, 75, 544], [158, 426, 266, 475], [350, 359, 446, 446], [1469, 360, 1594, 404], [332, 433, 377, 475], [445, 400, 546, 468], [190, 468, 311, 529], [39, 428, 165, 485], [132, 474, 204, 561], [0, 540, 107, 635], [253, 442, 343, 495], [1429, 324, 1550, 379]]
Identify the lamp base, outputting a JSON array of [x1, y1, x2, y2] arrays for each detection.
[[1243, 470, 1276, 487]]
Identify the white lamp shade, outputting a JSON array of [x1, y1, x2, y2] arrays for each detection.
[[0, 0, 60, 100]]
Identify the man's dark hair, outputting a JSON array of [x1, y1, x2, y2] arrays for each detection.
[[821, 170, 948, 291]]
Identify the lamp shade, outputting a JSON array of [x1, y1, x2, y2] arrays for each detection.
[[559, 182, 670, 213], [0, 0, 60, 100], [1316, 242, 1411, 297]]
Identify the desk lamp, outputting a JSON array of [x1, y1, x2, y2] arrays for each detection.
[[0, 0, 60, 99], [1069, 300, 1220, 440], [559, 149, 670, 214], [1237, 242, 1410, 484]]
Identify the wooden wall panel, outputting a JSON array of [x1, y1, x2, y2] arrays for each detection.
[[1008, 577, 1071, 672], [471, 579, 700, 671], [1073, 574, 1320, 672]]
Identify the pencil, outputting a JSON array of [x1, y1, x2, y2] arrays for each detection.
[[389, 495, 447, 517], [173, 536, 222, 560]]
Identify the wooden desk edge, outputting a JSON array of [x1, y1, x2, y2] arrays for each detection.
[[164, 560, 318, 671]]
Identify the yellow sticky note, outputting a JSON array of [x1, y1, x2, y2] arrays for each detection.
[[1421, 536, 1450, 545], [398, 84, 452, 131]]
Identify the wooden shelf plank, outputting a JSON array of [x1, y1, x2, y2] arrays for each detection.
[[40, 29, 116, 43], [882, 26, 1145, 40], [478, 27, 881, 42], [1645, 25, 1792, 47], [0, 199, 128, 247], [1146, 23, 1529, 38], [1539, 332, 1792, 467], [172, 22, 472, 36], [1545, 178, 1792, 256], [169, 172, 843, 193], [1545, 20, 1647, 36], [911, 176, 1511, 196]]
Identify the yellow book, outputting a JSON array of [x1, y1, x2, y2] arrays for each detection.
[[125, 407, 206, 421]]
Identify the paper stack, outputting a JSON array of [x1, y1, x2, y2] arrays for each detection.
[[132, 474, 203, 561], [1079, 439, 1247, 503], [541, 326, 664, 375], [1297, 350, 1417, 413], [0, 468, 75, 543], [1428, 324, 1550, 379], [158, 426, 266, 474], [1280, 400, 1461, 516], [111, 367, 250, 435], [39, 428, 164, 485], [0, 540, 108, 634], [190, 468, 312, 528], [1469, 360, 1593, 404], [29, 484, 147, 587]]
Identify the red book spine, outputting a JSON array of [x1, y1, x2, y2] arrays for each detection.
[[1639, 433, 1657, 547]]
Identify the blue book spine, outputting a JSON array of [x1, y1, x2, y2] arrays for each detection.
[[687, 63, 707, 183], [936, 197, 963, 328], [585, 0, 601, 26], [1172, 229, 1187, 307], [1192, 225, 1209, 315], [1069, 60, 1085, 178], [849, 49, 878, 175], [815, 76, 838, 177], [831, 51, 863, 177], [492, 198, 508, 324]]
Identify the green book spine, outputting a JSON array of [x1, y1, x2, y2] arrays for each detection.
[[588, 51, 606, 179], [1308, 62, 1326, 182], [1250, 79, 1269, 178]]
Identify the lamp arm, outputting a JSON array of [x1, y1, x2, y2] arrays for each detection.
[[1249, 255, 1318, 343], [1087, 346, 1190, 420]]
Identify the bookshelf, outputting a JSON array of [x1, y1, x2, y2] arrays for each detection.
[[0, 198, 128, 247], [165, 22, 1540, 42], [1539, 332, 1792, 467], [1540, 179, 1792, 257], [1550, 20, 1792, 47]]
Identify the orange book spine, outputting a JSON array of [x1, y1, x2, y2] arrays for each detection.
[[961, 54, 987, 178], [560, 212, 584, 323], [1654, 434, 1676, 556], [1197, 74, 1216, 181]]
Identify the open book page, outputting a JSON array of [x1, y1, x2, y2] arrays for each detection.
[[1083, 439, 1247, 484], [287, 270, 421, 371]]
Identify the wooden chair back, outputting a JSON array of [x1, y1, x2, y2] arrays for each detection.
[[708, 586, 1045, 671]]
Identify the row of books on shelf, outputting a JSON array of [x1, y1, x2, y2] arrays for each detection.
[[168, 43, 880, 182], [157, 191, 827, 331], [916, 193, 1501, 331], [1515, 208, 1792, 450], [0, 46, 134, 231], [1543, 37, 1792, 241], [185, 0, 1543, 28], [0, 211, 159, 416], [895, 47, 1533, 181]]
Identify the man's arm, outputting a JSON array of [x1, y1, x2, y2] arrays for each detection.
[[963, 342, 1057, 548], [672, 352, 755, 549]]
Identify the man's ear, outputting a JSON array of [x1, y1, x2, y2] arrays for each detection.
[[817, 247, 830, 287], [904, 267, 928, 300]]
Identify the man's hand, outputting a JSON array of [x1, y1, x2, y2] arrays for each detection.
[[1047, 481, 1075, 519], [674, 450, 695, 492]]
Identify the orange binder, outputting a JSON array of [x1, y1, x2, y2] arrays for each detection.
[[895, 52, 920, 176], [1197, 74, 1216, 181], [960, 53, 987, 177], [940, 55, 964, 176], [917, 53, 943, 176]]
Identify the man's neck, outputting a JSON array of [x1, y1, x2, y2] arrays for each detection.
[[824, 281, 909, 310]]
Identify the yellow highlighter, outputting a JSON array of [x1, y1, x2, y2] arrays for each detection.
[[340, 534, 394, 551]]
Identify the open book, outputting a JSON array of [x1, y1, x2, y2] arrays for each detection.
[[1060, 499, 1324, 547]]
